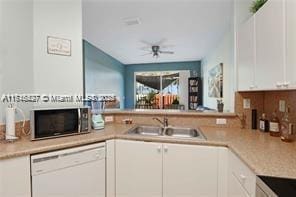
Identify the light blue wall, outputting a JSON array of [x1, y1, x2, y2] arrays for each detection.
[[83, 40, 125, 109], [124, 61, 201, 108]]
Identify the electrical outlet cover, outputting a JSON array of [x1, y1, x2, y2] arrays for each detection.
[[105, 116, 114, 122], [279, 100, 286, 112], [243, 99, 251, 109], [216, 118, 227, 125]]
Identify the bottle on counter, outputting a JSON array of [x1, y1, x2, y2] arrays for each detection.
[[269, 111, 280, 137], [280, 107, 294, 142], [259, 113, 269, 132]]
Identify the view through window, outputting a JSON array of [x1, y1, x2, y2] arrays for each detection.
[[135, 71, 187, 109]]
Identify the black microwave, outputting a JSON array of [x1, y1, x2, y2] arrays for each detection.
[[30, 107, 91, 140]]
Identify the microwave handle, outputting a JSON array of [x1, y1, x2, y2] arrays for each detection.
[[78, 108, 81, 132]]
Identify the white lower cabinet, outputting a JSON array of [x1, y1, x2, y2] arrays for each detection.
[[228, 150, 256, 197], [115, 140, 163, 197], [115, 140, 222, 197], [0, 140, 257, 197], [228, 173, 249, 197], [162, 143, 218, 197], [0, 156, 31, 197]]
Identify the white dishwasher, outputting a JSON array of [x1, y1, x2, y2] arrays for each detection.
[[31, 143, 106, 197]]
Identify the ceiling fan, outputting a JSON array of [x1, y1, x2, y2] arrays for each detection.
[[140, 39, 175, 58]]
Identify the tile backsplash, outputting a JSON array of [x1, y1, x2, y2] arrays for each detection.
[[235, 90, 296, 129], [0, 121, 30, 139]]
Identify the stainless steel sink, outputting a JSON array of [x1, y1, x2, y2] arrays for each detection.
[[164, 127, 204, 138], [127, 125, 206, 140], [127, 125, 163, 136]]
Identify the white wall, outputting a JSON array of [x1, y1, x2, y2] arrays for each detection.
[[202, 28, 235, 112], [0, 0, 34, 122], [0, 0, 83, 123], [202, 0, 253, 112], [33, 0, 83, 98], [0, 0, 3, 122], [179, 71, 190, 110]]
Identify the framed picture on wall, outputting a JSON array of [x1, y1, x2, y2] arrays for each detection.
[[208, 63, 223, 98], [47, 36, 71, 56]]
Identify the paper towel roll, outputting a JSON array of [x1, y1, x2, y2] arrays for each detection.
[[5, 107, 16, 138]]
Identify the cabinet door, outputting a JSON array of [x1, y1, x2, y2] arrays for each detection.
[[115, 140, 162, 197], [237, 16, 256, 91], [106, 140, 116, 197], [163, 143, 218, 197], [286, 0, 296, 88], [0, 156, 31, 197], [228, 173, 249, 197], [256, 0, 285, 89]]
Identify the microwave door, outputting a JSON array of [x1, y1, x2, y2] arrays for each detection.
[[33, 109, 80, 140]]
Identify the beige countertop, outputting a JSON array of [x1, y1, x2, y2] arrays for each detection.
[[103, 109, 237, 117], [0, 123, 295, 179]]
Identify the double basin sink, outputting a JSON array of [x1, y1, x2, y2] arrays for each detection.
[[127, 125, 206, 140]]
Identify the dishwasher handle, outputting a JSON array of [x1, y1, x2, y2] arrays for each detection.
[[59, 146, 105, 157], [32, 155, 59, 163]]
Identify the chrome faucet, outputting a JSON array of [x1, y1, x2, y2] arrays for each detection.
[[153, 117, 169, 128]]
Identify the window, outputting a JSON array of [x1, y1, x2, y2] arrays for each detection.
[[135, 71, 190, 109]]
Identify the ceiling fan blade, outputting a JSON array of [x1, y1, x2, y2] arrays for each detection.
[[155, 38, 167, 46], [140, 40, 153, 46], [139, 46, 151, 52], [141, 52, 153, 56], [160, 44, 175, 49], [159, 51, 174, 54]]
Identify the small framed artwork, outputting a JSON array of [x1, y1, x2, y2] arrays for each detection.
[[47, 36, 71, 56]]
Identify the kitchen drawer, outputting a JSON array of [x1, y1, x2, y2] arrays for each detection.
[[229, 150, 256, 197]]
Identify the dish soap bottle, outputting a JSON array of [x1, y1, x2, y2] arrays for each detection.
[[269, 111, 280, 137], [259, 113, 269, 132], [280, 107, 294, 142]]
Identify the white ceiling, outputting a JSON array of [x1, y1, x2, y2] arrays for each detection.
[[82, 0, 234, 65]]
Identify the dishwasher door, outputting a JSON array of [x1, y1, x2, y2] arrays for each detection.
[[31, 143, 105, 197]]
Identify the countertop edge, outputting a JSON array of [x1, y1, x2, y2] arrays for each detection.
[[103, 110, 237, 117]]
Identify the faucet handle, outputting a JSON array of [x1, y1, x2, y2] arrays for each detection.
[[164, 117, 169, 127]]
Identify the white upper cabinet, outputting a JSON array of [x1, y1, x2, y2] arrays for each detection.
[[237, 16, 256, 91], [237, 0, 296, 91], [255, 0, 285, 90], [162, 143, 218, 197], [286, 0, 296, 88]]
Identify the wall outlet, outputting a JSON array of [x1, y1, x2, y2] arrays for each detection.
[[105, 116, 114, 122], [243, 98, 251, 109], [216, 118, 227, 125], [279, 100, 286, 112]]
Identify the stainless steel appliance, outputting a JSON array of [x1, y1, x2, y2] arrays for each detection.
[[30, 107, 90, 140], [256, 175, 296, 196]]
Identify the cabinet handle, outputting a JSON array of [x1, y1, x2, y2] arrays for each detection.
[[157, 146, 161, 153], [239, 174, 246, 182], [249, 85, 255, 89], [164, 146, 168, 153]]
